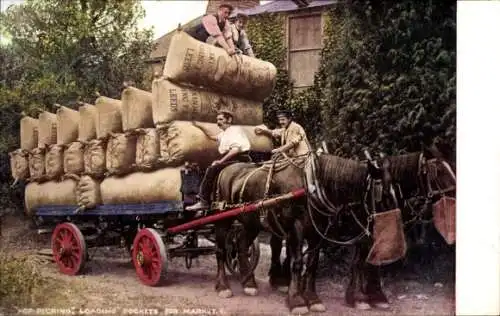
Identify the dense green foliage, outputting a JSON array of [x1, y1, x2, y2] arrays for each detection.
[[0, 0, 154, 210], [246, 13, 293, 129], [247, 1, 456, 160]]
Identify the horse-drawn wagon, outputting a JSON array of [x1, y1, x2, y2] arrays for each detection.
[[30, 160, 300, 286]]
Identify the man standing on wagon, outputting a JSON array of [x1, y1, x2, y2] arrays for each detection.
[[186, 2, 237, 56], [254, 110, 312, 158], [186, 110, 252, 213]]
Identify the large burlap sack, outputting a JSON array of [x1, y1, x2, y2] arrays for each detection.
[[76, 175, 101, 211], [121, 86, 153, 131], [134, 128, 160, 171], [83, 139, 107, 178], [164, 31, 277, 102], [152, 78, 263, 126], [95, 96, 123, 139], [157, 121, 219, 168], [100, 168, 182, 204], [28, 147, 46, 182], [45, 144, 64, 180], [20, 114, 39, 150], [78, 102, 98, 141], [56, 105, 80, 145], [63, 141, 85, 175], [9, 149, 30, 183], [105, 132, 136, 176], [38, 111, 57, 148], [24, 179, 77, 216], [152, 78, 264, 125], [158, 121, 273, 168]]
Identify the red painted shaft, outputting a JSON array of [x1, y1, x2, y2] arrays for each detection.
[[167, 188, 306, 234]]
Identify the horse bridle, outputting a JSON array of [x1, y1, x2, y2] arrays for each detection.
[[403, 153, 456, 226]]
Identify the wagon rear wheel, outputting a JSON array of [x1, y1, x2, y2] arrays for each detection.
[[51, 222, 87, 275], [132, 228, 168, 286]]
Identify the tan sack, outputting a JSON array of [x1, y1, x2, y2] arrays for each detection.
[[28, 147, 46, 182], [45, 144, 64, 180], [241, 125, 274, 152], [100, 168, 182, 204], [134, 128, 160, 170], [78, 102, 97, 141], [38, 111, 57, 148], [76, 175, 101, 210], [9, 149, 30, 182], [164, 31, 277, 102], [20, 114, 39, 150], [121, 86, 153, 131], [158, 122, 273, 168], [64, 141, 85, 175], [105, 132, 136, 176], [95, 96, 123, 139], [152, 78, 263, 126], [83, 139, 107, 178], [55, 105, 80, 145], [158, 121, 220, 168], [24, 179, 77, 216]]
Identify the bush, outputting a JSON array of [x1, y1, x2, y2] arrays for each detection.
[[0, 252, 51, 308]]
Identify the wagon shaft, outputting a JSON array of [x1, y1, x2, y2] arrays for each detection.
[[167, 188, 306, 234]]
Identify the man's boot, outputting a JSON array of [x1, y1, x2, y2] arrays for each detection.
[[185, 199, 210, 212]]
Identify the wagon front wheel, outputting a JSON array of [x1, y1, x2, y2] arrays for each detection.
[[132, 228, 168, 286], [51, 222, 87, 275]]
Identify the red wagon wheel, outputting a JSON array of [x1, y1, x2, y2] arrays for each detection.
[[51, 222, 87, 275], [132, 228, 168, 286]]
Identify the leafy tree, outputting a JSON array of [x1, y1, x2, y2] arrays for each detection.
[[0, 0, 155, 210], [318, 0, 456, 159]]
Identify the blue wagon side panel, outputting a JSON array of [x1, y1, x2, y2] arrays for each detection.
[[35, 201, 184, 217]]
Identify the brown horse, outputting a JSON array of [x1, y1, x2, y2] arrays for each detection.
[[210, 157, 309, 313], [211, 151, 397, 314], [270, 144, 456, 310]]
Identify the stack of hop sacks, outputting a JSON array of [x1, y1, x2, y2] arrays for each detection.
[[11, 30, 277, 216]]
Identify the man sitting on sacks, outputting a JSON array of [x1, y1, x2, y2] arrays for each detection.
[[186, 2, 237, 56], [254, 110, 312, 159], [229, 13, 255, 57], [186, 110, 252, 213]]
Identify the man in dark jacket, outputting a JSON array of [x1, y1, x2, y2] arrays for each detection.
[[186, 3, 236, 56]]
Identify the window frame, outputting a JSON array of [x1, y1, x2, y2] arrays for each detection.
[[286, 11, 324, 88]]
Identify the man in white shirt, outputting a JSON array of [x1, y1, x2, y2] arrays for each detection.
[[186, 110, 252, 212]]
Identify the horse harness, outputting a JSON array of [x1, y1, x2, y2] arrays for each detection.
[[304, 152, 399, 246], [402, 153, 456, 227]]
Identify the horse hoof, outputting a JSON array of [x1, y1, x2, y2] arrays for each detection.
[[244, 287, 258, 296], [291, 306, 309, 315], [278, 286, 289, 293], [373, 302, 390, 309], [309, 303, 327, 312], [355, 302, 371, 310], [218, 289, 233, 298]]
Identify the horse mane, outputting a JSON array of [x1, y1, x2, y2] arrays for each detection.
[[318, 154, 368, 203], [386, 152, 421, 193]]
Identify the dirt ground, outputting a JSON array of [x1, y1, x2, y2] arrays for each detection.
[[0, 214, 455, 316]]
